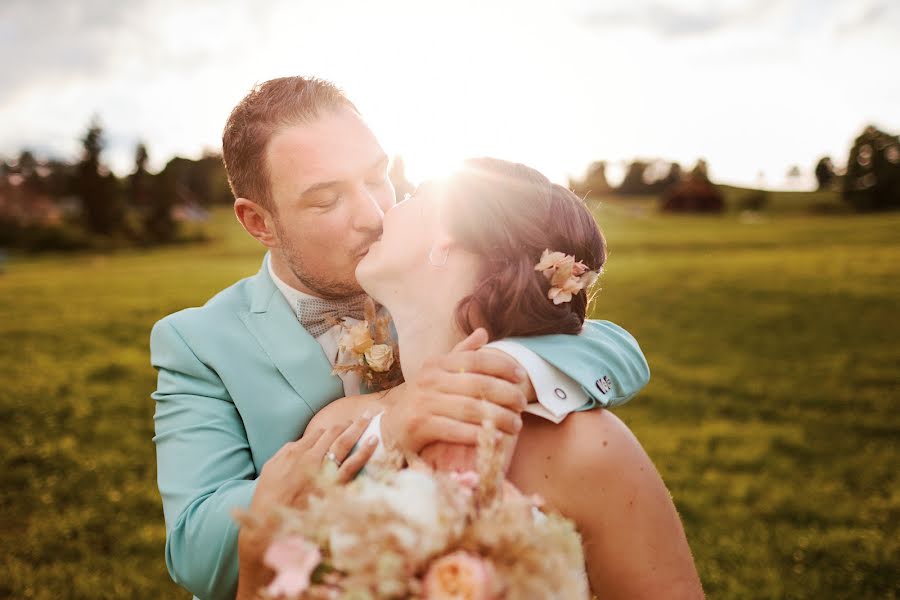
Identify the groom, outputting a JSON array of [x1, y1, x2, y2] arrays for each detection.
[[151, 76, 650, 600]]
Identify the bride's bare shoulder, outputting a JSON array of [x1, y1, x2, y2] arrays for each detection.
[[519, 408, 645, 460], [510, 409, 659, 500]]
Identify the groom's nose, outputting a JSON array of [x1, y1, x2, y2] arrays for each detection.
[[350, 186, 386, 232]]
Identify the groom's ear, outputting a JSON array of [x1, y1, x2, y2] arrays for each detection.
[[234, 198, 278, 248]]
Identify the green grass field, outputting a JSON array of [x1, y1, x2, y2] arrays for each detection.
[[1, 194, 898, 599]]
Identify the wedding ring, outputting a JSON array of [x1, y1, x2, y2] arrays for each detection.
[[325, 451, 342, 467]]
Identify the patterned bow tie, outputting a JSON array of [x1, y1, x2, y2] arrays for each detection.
[[296, 293, 369, 338]]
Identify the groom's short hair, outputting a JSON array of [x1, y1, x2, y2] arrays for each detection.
[[222, 76, 357, 210]]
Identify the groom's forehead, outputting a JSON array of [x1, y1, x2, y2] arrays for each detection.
[[267, 112, 384, 190]]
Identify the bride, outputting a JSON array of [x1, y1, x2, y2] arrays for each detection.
[[239, 158, 702, 599]]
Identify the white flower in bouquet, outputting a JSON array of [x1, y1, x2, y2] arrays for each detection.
[[344, 469, 457, 563]]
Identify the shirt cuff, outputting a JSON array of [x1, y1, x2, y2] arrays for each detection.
[[485, 340, 597, 423], [356, 410, 387, 462]]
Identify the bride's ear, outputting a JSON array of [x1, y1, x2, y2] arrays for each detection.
[[431, 227, 456, 254], [427, 229, 456, 268]]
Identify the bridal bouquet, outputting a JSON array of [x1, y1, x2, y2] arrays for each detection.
[[244, 423, 590, 600]]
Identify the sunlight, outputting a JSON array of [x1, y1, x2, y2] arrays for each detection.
[[399, 151, 469, 186]]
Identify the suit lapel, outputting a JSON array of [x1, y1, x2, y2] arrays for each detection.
[[239, 254, 344, 412]]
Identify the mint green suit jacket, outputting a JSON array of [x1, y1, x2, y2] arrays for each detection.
[[151, 254, 649, 600]]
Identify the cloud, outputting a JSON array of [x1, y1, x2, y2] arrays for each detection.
[[834, 0, 900, 36], [0, 0, 897, 187], [0, 0, 152, 104], [0, 0, 281, 169], [577, 0, 781, 37], [576, 0, 900, 40]]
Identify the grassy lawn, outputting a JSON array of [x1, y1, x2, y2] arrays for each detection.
[[1, 196, 897, 598]]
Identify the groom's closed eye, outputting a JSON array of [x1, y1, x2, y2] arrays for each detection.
[[307, 190, 342, 210], [300, 179, 344, 209]]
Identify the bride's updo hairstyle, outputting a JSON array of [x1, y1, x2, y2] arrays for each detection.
[[440, 157, 607, 341]]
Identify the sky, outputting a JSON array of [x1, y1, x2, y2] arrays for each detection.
[[1, 0, 898, 190]]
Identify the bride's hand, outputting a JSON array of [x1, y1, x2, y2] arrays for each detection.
[[381, 328, 528, 461]]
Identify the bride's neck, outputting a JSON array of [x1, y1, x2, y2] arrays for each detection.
[[384, 272, 476, 382]]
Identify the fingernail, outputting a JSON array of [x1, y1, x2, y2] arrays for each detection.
[[515, 367, 527, 381], [365, 436, 378, 445], [361, 409, 373, 419], [514, 417, 523, 432]]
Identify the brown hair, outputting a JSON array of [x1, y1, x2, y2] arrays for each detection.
[[442, 158, 607, 340], [221, 76, 357, 210]]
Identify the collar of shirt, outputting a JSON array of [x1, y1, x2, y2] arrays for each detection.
[[267, 257, 362, 396], [267, 256, 320, 319]]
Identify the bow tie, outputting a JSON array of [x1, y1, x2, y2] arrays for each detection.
[[296, 293, 369, 338]]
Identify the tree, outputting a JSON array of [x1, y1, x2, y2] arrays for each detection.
[[42, 159, 76, 199], [814, 157, 835, 190], [17, 150, 36, 177], [660, 159, 723, 213], [691, 159, 710, 182], [569, 161, 611, 200], [654, 162, 682, 193], [143, 158, 179, 243], [842, 125, 900, 211], [130, 142, 151, 208], [77, 118, 124, 235], [617, 160, 651, 195], [785, 165, 804, 190], [16, 150, 41, 194], [583, 161, 611, 197]]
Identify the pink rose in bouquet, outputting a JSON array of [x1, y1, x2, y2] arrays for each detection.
[[264, 535, 321, 598], [423, 551, 497, 600]]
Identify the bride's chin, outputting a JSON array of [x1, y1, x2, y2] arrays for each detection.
[[355, 253, 377, 295]]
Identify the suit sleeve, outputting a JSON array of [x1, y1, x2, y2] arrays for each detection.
[[507, 320, 650, 409], [151, 318, 256, 600]]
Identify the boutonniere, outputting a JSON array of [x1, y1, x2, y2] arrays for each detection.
[[332, 297, 403, 391]]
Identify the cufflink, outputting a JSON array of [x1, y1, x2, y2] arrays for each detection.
[[595, 376, 612, 395]]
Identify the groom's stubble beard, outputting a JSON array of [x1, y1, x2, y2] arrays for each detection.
[[274, 216, 378, 299]]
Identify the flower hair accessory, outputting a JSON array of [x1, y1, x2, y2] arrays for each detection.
[[534, 249, 599, 305]]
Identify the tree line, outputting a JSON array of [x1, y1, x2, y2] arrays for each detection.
[[0, 119, 231, 251], [2, 121, 897, 252], [569, 124, 899, 213]]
